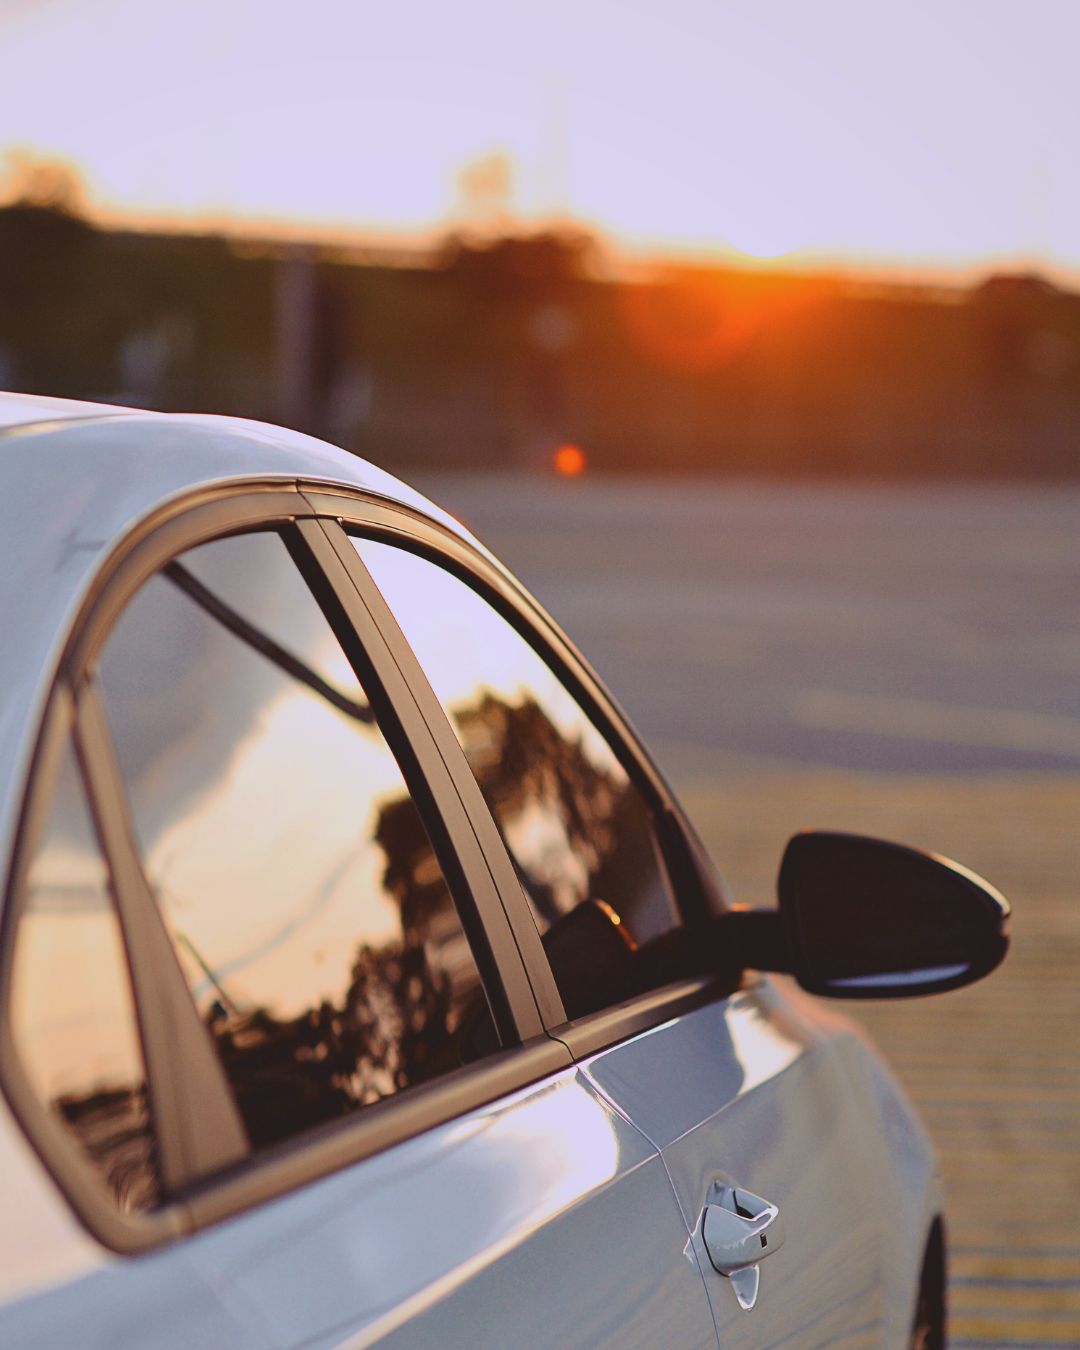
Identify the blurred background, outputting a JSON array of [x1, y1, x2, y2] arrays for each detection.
[[2, 0, 1078, 1343]]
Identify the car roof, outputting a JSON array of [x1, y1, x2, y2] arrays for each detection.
[[0, 392, 134, 429], [0, 393, 483, 895], [0, 393, 467, 530]]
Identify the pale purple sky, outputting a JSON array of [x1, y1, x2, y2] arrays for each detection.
[[1, 0, 1077, 278]]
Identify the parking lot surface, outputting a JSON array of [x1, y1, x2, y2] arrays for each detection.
[[418, 471, 1080, 1348]]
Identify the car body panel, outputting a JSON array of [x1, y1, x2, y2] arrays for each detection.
[[178, 1066, 718, 1350], [0, 1095, 105, 1306], [0, 393, 135, 430], [825, 1023, 942, 1346], [0, 1248, 264, 1350], [582, 984, 893, 1345]]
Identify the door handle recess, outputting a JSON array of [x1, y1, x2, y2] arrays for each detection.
[[702, 1186, 785, 1312]]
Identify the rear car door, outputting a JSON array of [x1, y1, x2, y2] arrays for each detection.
[[346, 503, 892, 1345], [0, 490, 720, 1349]]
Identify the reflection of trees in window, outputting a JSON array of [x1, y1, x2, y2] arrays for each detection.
[[201, 790, 486, 1153], [360, 688, 679, 1020], [46, 692, 665, 1169], [98, 533, 500, 1160], [56, 1084, 158, 1214], [376, 794, 458, 937], [454, 693, 617, 926], [32, 686, 661, 1181], [205, 938, 475, 1150], [453, 692, 670, 941], [207, 935, 459, 1150]]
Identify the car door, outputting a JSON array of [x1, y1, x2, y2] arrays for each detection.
[[0, 491, 720, 1350], [574, 991, 889, 1345], [343, 502, 891, 1346]]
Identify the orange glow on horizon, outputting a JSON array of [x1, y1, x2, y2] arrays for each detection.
[[617, 277, 763, 373], [553, 444, 587, 477]]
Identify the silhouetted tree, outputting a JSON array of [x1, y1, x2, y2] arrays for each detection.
[[0, 157, 98, 391], [436, 228, 597, 300]]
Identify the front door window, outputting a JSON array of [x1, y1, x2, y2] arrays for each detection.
[[353, 539, 682, 1017]]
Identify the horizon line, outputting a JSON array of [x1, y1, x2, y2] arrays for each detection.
[[25, 197, 1078, 295]]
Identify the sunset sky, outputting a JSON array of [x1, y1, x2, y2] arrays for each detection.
[[1, 0, 1077, 279]]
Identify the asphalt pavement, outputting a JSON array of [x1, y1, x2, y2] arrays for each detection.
[[415, 470, 1080, 1349], [416, 474, 1080, 779]]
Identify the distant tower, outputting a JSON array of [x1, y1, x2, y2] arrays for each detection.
[[457, 153, 513, 235]]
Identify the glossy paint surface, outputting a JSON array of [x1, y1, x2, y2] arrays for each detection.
[[0, 999, 936, 1348], [0, 1253, 263, 1350], [0, 1063, 721, 1349], [181, 1065, 718, 1350], [584, 984, 931, 1347], [0, 393, 128, 429], [0, 1097, 104, 1308]]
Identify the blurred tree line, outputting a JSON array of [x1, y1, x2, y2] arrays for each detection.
[[3, 160, 1079, 477]]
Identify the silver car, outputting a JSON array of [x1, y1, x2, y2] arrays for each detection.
[[0, 393, 1008, 1348]]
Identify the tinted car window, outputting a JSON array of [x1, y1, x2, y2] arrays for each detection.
[[98, 532, 494, 1152], [353, 539, 680, 1014], [9, 737, 158, 1213]]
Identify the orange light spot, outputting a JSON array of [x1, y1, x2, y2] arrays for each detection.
[[616, 274, 764, 374], [553, 443, 587, 477]]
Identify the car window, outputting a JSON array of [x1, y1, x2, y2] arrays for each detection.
[[96, 531, 496, 1155], [9, 735, 159, 1214], [352, 538, 681, 1017]]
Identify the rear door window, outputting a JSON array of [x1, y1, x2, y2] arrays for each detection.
[[96, 531, 496, 1152]]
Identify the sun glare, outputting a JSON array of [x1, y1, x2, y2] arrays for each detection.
[[553, 444, 587, 478], [724, 222, 806, 263]]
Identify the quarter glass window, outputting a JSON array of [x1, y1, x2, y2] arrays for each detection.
[[9, 737, 158, 1213], [97, 532, 493, 1152], [353, 540, 680, 1013]]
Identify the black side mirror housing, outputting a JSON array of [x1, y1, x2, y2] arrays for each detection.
[[771, 830, 1010, 999], [539, 832, 1009, 1015]]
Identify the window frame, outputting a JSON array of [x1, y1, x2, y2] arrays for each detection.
[[1, 475, 734, 1255], [0, 483, 572, 1255], [302, 485, 734, 1060]]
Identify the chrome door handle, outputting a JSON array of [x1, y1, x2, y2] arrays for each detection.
[[702, 1186, 785, 1311]]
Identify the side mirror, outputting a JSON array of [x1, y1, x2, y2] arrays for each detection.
[[777, 831, 1010, 998]]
